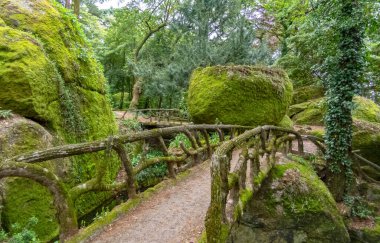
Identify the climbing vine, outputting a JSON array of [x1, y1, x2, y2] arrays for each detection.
[[323, 0, 365, 197]]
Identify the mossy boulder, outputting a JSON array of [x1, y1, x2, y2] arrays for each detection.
[[290, 96, 380, 126], [229, 159, 349, 243], [278, 115, 294, 129], [188, 66, 293, 126], [0, 116, 68, 241], [298, 120, 380, 164], [292, 85, 324, 105], [0, 0, 118, 240], [352, 119, 380, 164]]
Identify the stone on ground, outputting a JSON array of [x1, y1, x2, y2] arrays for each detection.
[[188, 65, 293, 126], [229, 159, 350, 243]]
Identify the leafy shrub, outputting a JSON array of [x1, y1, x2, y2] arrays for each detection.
[[344, 196, 374, 219], [0, 217, 39, 243], [210, 132, 220, 145], [132, 150, 168, 187], [122, 119, 142, 132], [169, 133, 192, 149], [0, 109, 12, 119]]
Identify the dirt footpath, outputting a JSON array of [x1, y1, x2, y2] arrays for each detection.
[[88, 161, 211, 243]]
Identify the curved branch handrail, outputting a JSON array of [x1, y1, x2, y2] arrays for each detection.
[[205, 126, 304, 242], [1, 124, 252, 241], [0, 162, 77, 241]]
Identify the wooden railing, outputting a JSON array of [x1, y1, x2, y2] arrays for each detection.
[[205, 125, 304, 242], [304, 135, 380, 184], [0, 124, 251, 241], [205, 129, 380, 242], [122, 108, 189, 124]]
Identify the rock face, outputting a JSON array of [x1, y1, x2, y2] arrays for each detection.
[[292, 85, 324, 105], [0, 116, 65, 241], [188, 66, 293, 126], [290, 96, 380, 164], [229, 160, 350, 243], [0, 0, 118, 240], [290, 96, 380, 126]]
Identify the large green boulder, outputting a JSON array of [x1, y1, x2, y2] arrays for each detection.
[[290, 96, 380, 125], [229, 159, 349, 243], [188, 66, 293, 126], [0, 117, 67, 241], [352, 119, 380, 165], [0, 0, 118, 240]]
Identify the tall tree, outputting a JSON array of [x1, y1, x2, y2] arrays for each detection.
[[323, 0, 365, 200]]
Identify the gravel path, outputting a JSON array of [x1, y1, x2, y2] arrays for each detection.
[[89, 161, 211, 243]]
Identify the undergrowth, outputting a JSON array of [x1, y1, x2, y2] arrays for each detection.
[[0, 217, 39, 243]]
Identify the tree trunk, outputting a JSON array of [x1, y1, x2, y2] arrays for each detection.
[[73, 0, 80, 17], [119, 82, 125, 110], [158, 96, 163, 109], [129, 78, 142, 109], [65, 0, 71, 9]]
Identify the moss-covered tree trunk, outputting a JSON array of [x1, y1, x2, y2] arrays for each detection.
[[324, 0, 364, 201]]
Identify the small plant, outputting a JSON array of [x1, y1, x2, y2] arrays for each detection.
[[0, 109, 12, 119], [0, 216, 40, 243], [210, 132, 220, 145], [94, 207, 109, 221], [122, 119, 142, 132], [344, 195, 374, 219], [132, 150, 167, 186], [169, 133, 192, 149]]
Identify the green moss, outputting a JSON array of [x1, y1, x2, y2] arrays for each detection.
[[230, 159, 349, 242], [352, 96, 380, 123], [277, 115, 294, 129], [352, 119, 380, 164], [290, 98, 326, 125], [188, 65, 293, 126], [0, 0, 118, 240], [292, 85, 324, 105], [290, 96, 380, 126], [0, 119, 62, 241]]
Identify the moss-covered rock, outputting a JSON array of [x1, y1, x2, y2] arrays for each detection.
[[277, 115, 294, 129], [352, 119, 380, 164], [350, 217, 380, 243], [229, 159, 350, 243], [188, 65, 293, 126], [0, 117, 68, 241], [0, 0, 118, 240], [292, 85, 324, 105], [290, 96, 380, 126]]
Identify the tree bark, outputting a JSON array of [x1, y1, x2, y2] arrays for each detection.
[[73, 0, 80, 18], [65, 0, 71, 9]]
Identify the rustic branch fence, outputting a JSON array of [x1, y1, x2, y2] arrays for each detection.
[[205, 125, 305, 242], [205, 127, 380, 242], [0, 124, 250, 241]]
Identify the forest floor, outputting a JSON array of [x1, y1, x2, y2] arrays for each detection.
[[86, 132, 318, 243], [87, 159, 211, 243]]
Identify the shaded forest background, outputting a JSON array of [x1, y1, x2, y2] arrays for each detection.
[[58, 0, 380, 110]]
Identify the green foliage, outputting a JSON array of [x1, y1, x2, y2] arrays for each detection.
[[344, 196, 374, 219], [169, 133, 191, 149], [0, 217, 40, 243], [322, 1, 365, 179], [132, 150, 168, 188], [0, 109, 12, 119], [121, 119, 142, 132], [209, 132, 220, 146]]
